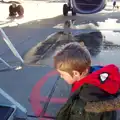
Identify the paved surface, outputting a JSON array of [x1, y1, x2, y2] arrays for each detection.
[[0, 1, 120, 120]]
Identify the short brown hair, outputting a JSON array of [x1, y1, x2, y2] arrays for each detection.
[[54, 42, 91, 76]]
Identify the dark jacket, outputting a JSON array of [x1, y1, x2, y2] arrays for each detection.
[[56, 64, 120, 120]]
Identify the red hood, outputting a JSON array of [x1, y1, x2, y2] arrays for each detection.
[[71, 64, 120, 94]]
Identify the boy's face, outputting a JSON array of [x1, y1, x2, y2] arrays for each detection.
[[57, 69, 88, 84]]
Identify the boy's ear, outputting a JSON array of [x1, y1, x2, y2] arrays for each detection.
[[81, 68, 89, 76]]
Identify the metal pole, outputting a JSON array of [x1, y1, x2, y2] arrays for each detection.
[[0, 58, 12, 69], [0, 28, 24, 64]]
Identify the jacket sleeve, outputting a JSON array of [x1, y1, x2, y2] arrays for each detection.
[[79, 84, 120, 113]]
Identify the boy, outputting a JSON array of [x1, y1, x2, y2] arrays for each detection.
[[54, 42, 120, 120]]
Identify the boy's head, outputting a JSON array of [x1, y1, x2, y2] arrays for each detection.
[[54, 42, 91, 84]]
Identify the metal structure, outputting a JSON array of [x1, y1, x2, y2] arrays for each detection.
[[0, 28, 24, 72]]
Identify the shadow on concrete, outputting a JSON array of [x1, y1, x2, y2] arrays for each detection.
[[0, 0, 21, 4]]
